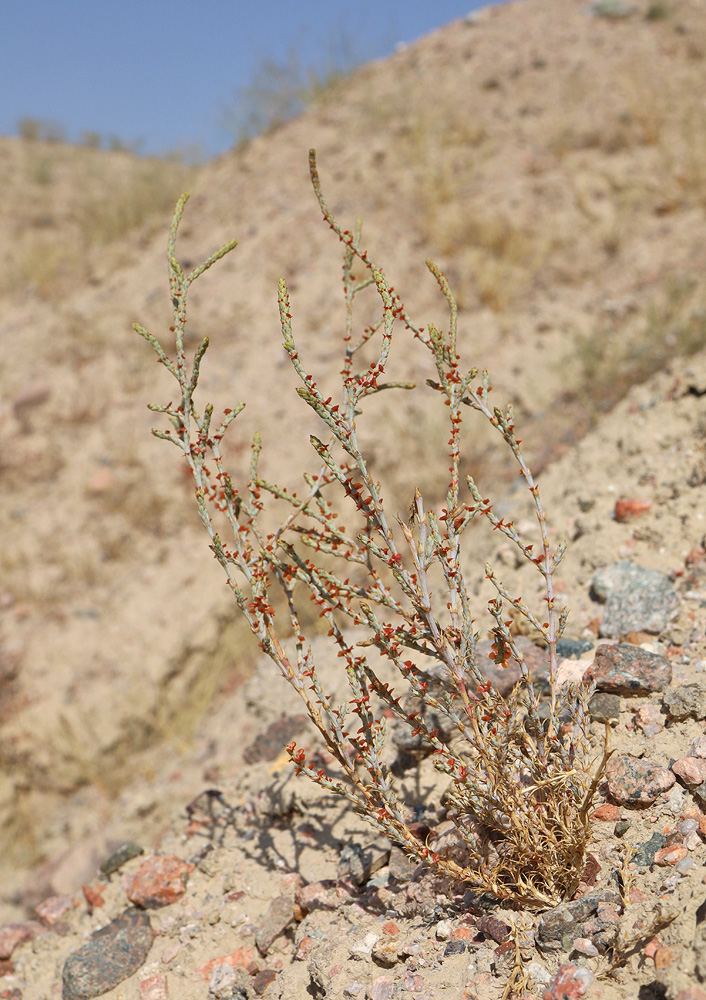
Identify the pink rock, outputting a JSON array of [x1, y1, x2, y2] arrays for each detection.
[[295, 935, 316, 961], [543, 963, 594, 1000], [87, 467, 115, 494], [653, 844, 689, 866], [614, 498, 652, 522], [124, 855, 194, 908], [690, 736, 706, 759], [590, 803, 620, 821], [35, 894, 76, 928], [0, 922, 44, 959], [191, 945, 255, 981], [367, 976, 394, 1000], [672, 757, 706, 788], [139, 974, 169, 999], [295, 880, 336, 913]]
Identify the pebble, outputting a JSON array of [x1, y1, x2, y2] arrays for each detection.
[[585, 643, 672, 695], [435, 919, 452, 941], [672, 757, 706, 788], [255, 894, 296, 955], [542, 962, 594, 1000], [371, 937, 400, 966], [191, 945, 254, 981], [253, 969, 278, 995], [663, 683, 706, 721], [139, 974, 168, 1000], [0, 922, 44, 959], [635, 703, 664, 736], [591, 803, 620, 821], [124, 855, 193, 908], [99, 842, 144, 876], [343, 983, 365, 998], [614, 497, 652, 522], [588, 691, 621, 722], [62, 908, 155, 1000], [35, 894, 76, 931], [606, 754, 675, 806], [590, 561, 679, 638], [631, 832, 667, 866], [572, 937, 599, 957], [537, 890, 619, 952], [477, 914, 510, 943], [653, 844, 689, 866], [349, 932, 379, 959], [366, 975, 393, 1000]]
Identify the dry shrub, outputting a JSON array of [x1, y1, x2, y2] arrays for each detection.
[[136, 151, 606, 908]]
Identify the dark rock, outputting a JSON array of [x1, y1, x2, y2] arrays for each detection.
[[537, 890, 619, 953], [588, 691, 621, 722], [606, 754, 675, 806], [338, 840, 390, 886], [62, 908, 154, 1000], [663, 683, 706, 721], [556, 638, 594, 660], [614, 820, 631, 838], [477, 915, 511, 944], [444, 939, 466, 956], [590, 561, 679, 638], [630, 832, 667, 867], [99, 843, 144, 876], [255, 894, 296, 955], [584, 644, 671, 695], [253, 969, 279, 995]]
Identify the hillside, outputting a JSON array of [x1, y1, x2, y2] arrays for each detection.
[[2, 0, 706, 994]]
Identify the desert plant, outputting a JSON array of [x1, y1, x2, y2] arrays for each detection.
[[135, 150, 604, 909]]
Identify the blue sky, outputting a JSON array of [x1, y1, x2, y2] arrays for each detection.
[[3, 1, 509, 160]]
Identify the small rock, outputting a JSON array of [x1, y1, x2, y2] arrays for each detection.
[[654, 844, 689, 867], [87, 467, 115, 495], [606, 754, 675, 806], [208, 963, 252, 999], [255, 894, 296, 955], [585, 644, 672, 695], [614, 820, 631, 837], [295, 880, 336, 914], [350, 932, 379, 959], [673, 757, 706, 788], [371, 937, 400, 967], [343, 983, 365, 998], [444, 939, 466, 955], [252, 969, 278, 995], [526, 961, 552, 987], [124, 855, 193, 909], [676, 856, 696, 874], [366, 975, 393, 1000], [588, 691, 621, 721], [543, 963, 594, 1000], [556, 638, 594, 660], [654, 945, 679, 970], [572, 938, 599, 957], [590, 561, 679, 638], [631, 832, 667, 867], [192, 946, 254, 981], [537, 891, 619, 952], [435, 919, 453, 941], [82, 884, 105, 914], [139, 974, 169, 1000], [663, 684, 706, 721], [690, 736, 706, 758], [62, 908, 155, 1000], [478, 915, 511, 943], [0, 922, 44, 959], [35, 894, 76, 930], [100, 843, 145, 876], [635, 703, 664, 737], [338, 840, 390, 885], [591, 804, 620, 822], [614, 498, 651, 522]]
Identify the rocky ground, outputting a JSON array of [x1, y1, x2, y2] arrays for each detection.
[[3, 0, 706, 997], [3, 349, 706, 998]]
